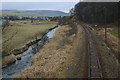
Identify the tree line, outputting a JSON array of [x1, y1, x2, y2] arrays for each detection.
[[2, 16, 62, 21], [74, 2, 119, 24]]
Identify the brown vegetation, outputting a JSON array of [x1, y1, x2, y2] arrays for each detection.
[[96, 27, 119, 63], [16, 22, 85, 78]]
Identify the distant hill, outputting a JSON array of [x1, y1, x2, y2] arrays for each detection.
[[1, 10, 69, 17], [26, 10, 69, 16]]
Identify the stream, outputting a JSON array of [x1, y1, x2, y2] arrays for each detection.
[[2, 25, 60, 78], [0, 20, 7, 25]]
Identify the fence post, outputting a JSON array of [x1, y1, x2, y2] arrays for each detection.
[[104, 7, 107, 42]]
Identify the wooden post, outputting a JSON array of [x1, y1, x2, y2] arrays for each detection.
[[104, 7, 107, 42]]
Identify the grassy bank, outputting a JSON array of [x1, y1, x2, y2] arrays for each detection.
[[107, 27, 119, 39], [2, 20, 57, 68], [95, 26, 119, 63], [2, 20, 57, 57]]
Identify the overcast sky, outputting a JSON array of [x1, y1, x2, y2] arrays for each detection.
[[2, 0, 80, 2], [2, 2, 78, 13]]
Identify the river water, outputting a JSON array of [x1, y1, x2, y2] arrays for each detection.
[[0, 21, 2, 24], [2, 25, 60, 78], [0, 20, 6, 25]]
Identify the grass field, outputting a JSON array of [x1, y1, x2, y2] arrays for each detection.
[[108, 27, 119, 39], [2, 20, 57, 56]]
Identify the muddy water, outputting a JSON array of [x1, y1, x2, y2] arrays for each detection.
[[2, 25, 60, 78]]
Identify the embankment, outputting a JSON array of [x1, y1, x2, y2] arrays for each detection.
[[95, 27, 119, 63]]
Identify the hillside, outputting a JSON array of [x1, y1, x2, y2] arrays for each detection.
[[1, 10, 69, 17]]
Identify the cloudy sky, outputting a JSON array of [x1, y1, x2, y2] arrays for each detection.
[[2, 2, 78, 13], [1, 0, 80, 12]]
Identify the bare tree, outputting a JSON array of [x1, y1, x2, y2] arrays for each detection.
[[69, 8, 76, 16]]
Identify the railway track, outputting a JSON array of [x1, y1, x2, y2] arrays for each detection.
[[80, 22, 103, 79]]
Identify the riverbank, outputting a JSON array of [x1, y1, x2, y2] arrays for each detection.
[[16, 22, 85, 78], [2, 25, 60, 78], [2, 20, 57, 68]]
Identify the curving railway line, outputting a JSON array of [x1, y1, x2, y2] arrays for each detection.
[[80, 22, 103, 79]]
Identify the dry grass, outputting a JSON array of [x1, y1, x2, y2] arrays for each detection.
[[16, 24, 83, 78], [108, 27, 119, 39], [95, 30, 119, 78], [16, 22, 86, 78], [2, 20, 57, 56], [65, 23, 87, 78], [96, 27, 119, 62]]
